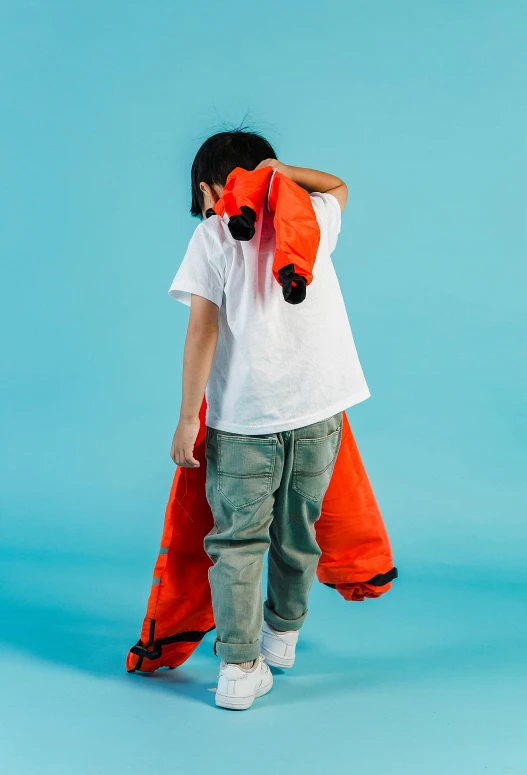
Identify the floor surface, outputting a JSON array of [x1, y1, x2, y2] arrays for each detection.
[[1, 552, 526, 774]]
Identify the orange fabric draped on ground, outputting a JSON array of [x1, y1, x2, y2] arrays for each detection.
[[126, 398, 397, 673]]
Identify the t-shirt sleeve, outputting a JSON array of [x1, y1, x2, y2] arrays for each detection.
[[168, 223, 225, 308], [309, 191, 342, 255]]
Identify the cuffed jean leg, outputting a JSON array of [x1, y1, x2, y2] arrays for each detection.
[[206, 522, 272, 663], [264, 412, 343, 632], [204, 426, 284, 664]]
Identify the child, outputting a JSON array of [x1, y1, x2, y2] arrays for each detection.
[[168, 129, 371, 710]]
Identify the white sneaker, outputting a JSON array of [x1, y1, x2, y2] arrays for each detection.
[[215, 654, 273, 710], [259, 620, 299, 668]]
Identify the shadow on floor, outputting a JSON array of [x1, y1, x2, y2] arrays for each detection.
[[2, 548, 527, 709]]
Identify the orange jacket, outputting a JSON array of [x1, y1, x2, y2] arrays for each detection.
[[207, 166, 320, 305], [126, 398, 397, 673]]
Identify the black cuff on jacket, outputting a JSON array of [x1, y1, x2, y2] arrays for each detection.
[[228, 206, 257, 241], [323, 567, 399, 589], [278, 263, 307, 304]]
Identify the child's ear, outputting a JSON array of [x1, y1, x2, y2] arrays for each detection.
[[200, 182, 221, 208], [199, 183, 213, 214]]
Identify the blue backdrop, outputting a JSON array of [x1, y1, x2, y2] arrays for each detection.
[[1, 2, 526, 773]]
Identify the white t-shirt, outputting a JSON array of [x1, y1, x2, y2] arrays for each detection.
[[168, 191, 371, 434]]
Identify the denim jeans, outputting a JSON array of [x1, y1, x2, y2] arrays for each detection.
[[204, 411, 343, 663]]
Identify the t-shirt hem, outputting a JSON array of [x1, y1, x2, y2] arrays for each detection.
[[205, 389, 371, 434]]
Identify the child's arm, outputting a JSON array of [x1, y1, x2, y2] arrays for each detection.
[[170, 294, 219, 468], [255, 159, 348, 212]]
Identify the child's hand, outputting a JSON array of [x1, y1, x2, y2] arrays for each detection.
[[254, 158, 291, 177], [170, 418, 201, 467]]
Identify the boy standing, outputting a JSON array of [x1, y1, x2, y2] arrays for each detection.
[[168, 130, 370, 709]]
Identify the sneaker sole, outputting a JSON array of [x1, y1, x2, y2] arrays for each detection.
[[215, 677, 273, 710], [260, 643, 295, 669]]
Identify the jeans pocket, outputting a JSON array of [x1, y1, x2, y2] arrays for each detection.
[[217, 434, 277, 510], [292, 426, 342, 502]]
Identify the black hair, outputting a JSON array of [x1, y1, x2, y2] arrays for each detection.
[[190, 126, 278, 218]]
